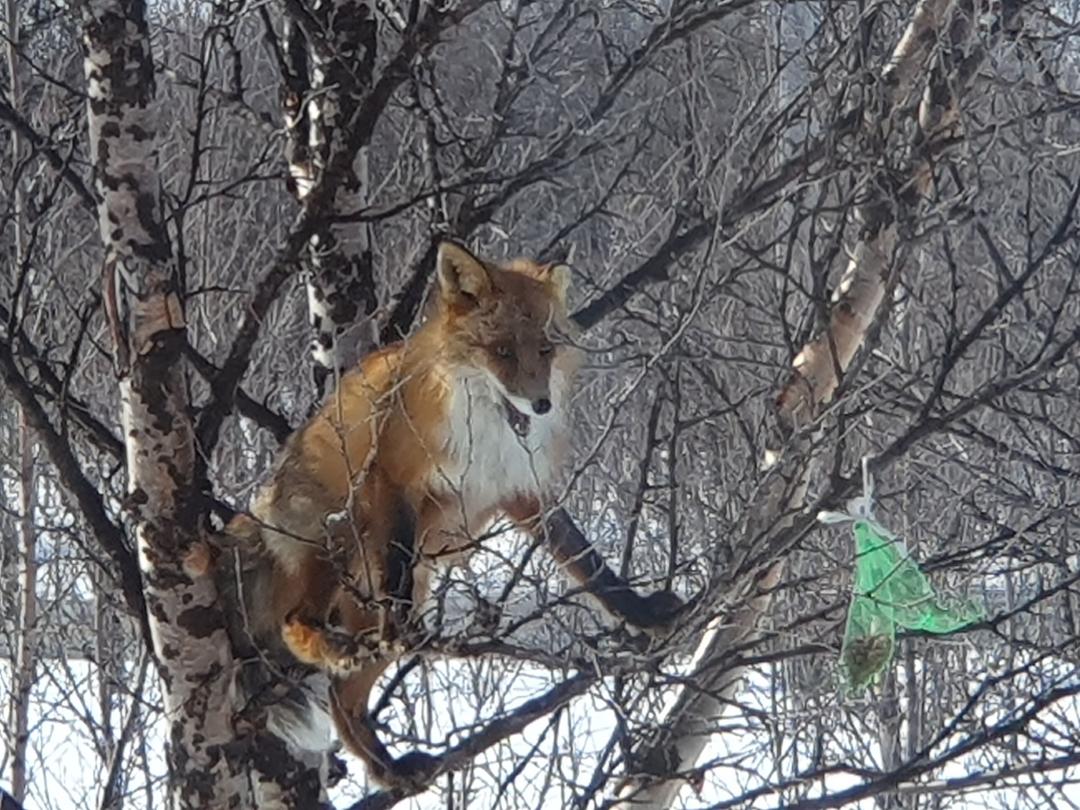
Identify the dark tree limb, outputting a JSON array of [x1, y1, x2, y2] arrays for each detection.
[[572, 218, 711, 331], [194, 222, 312, 468], [185, 343, 293, 443], [0, 298, 126, 459]]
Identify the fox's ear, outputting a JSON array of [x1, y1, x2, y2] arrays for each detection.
[[541, 263, 571, 305], [437, 242, 492, 306]]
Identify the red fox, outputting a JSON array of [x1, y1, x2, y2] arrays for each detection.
[[226, 242, 683, 786]]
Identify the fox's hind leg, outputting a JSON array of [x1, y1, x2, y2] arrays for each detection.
[[282, 614, 384, 674], [326, 492, 436, 786], [287, 482, 421, 674], [276, 549, 351, 669]]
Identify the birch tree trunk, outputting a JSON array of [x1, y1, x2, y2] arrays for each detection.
[[612, 1, 1003, 805], [280, 0, 379, 398], [8, 412, 37, 805], [79, 2, 326, 805], [79, 0, 237, 803], [5, 8, 37, 798]]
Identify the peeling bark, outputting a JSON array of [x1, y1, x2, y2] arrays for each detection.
[[80, 0, 236, 803]]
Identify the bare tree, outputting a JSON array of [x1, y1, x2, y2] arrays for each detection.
[[78, 0, 244, 802], [3, 1, 1080, 809], [3, 1, 37, 798], [611, 3, 1004, 804]]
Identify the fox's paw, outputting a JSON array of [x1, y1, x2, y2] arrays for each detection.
[[283, 615, 387, 674], [282, 616, 335, 669], [618, 589, 690, 651], [640, 589, 687, 629], [374, 751, 439, 790], [320, 625, 383, 673]]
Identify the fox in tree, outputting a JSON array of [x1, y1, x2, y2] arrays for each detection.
[[227, 242, 683, 786]]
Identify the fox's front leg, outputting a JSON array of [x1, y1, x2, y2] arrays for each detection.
[[509, 501, 686, 631], [267, 541, 376, 674], [273, 551, 352, 671]]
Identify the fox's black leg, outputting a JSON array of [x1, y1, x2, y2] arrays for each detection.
[[536, 507, 686, 630], [383, 492, 420, 633]]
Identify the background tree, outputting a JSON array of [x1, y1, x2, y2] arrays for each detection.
[[3, 1, 1080, 809]]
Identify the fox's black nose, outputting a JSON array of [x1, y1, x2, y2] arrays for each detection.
[[532, 398, 552, 415]]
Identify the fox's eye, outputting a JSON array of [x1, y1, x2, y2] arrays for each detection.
[[494, 345, 514, 360], [539, 343, 554, 357]]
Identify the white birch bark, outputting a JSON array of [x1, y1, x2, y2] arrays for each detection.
[[5, 10, 37, 798], [611, 2, 987, 806], [79, 1, 238, 804], [776, 0, 963, 425], [78, 2, 329, 805], [283, 0, 379, 397]]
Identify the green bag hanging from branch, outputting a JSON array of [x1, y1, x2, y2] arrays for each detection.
[[819, 463, 983, 691]]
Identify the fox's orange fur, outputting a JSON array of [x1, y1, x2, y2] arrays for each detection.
[[229, 242, 683, 787], [230, 243, 586, 782]]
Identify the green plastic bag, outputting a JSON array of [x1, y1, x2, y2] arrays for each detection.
[[840, 519, 983, 690], [820, 465, 983, 691]]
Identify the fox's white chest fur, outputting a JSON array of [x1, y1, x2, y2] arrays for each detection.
[[431, 367, 568, 532]]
